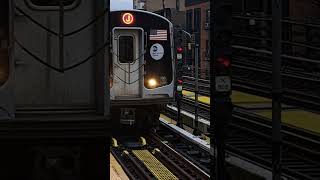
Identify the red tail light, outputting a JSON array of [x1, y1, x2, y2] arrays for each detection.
[[217, 57, 231, 68]]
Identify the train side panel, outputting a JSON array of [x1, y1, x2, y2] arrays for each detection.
[[14, 0, 98, 109], [0, 0, 14, 118]]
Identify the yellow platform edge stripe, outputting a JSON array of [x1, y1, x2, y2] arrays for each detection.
[[132, 150, 178, 180], [182, 90, 272, 105], [182, 90, 320, 135]]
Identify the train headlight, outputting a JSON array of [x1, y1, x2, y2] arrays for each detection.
[[147, 78, 158, 88]]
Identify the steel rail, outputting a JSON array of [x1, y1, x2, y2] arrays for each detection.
[[111, 135, 210, 180], [110, 149, 138, 180], [154, 124, 212, 175], [182, 75, 320, 111], [111, 148, 154, 180], [167, 95, 320, 180], [232, 15, 320, 28], [149, 134, 210, 180], [233, 45, 320, 64]]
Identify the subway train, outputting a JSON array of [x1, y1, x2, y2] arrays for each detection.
[[0, 0, 174, 179], [1, 1, 110, 179], [110, 10, 175, 131], [0, 2, 174, 127]]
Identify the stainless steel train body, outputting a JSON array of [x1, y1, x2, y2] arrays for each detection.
[[1, 1, 109, 179], [110, 10, 174, 129], [0, 0, 109, 120]]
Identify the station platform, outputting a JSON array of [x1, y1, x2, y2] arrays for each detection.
[[160, 114, 211, 145], [182, 90, 320, 136]]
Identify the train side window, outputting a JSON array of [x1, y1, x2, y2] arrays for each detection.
[[118, 36, 134, 63], [0, 49, 8, 86], [30, 0, 75, 6], [26, 0, 80, 10], [0, 0, 9, 86]]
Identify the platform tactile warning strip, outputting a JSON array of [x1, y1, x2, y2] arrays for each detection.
[[132, 150, 178, 180]]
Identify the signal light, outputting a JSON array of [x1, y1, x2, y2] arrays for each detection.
[[177, 47, 183, 60], [217, 57, 231, 68], [177, 79, 183, 84]]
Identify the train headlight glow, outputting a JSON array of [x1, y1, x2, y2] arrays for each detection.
[[148, 78, 157, 88]]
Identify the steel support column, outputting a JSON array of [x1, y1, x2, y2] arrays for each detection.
[[193, 44, 201, 136], [272, 0, 283, 179], [59, 0, 64, 72], [211, 0, 232, 179]]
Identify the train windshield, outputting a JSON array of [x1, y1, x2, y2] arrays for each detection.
[[119, 36, 134, 63]]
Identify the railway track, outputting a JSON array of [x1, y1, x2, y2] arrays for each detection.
[[111, 135, 210, 180], [231, 60, 320, 111], [182, 68, 320, 111], [154, 123, 211, 175], [232, 14, 320, 110], [165, 96, 320, 179]]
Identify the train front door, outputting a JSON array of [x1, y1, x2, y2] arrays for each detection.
[[112, 28, 144, 98]]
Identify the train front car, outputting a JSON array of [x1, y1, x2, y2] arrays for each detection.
[[110, 10, 174, 132]]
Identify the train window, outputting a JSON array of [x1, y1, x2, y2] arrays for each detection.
[[0, 1, 9, 86], [186, 10, 193, 33], [0, 49, 8, 86], [26, 0, 80, 10], [245, 0, 263, 13], [118, 36, 134, 63], [205, 9, 210, 23], [30, 0, 76, 6], [176, 0, 180, 11], [194, 8, 201, 33]]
